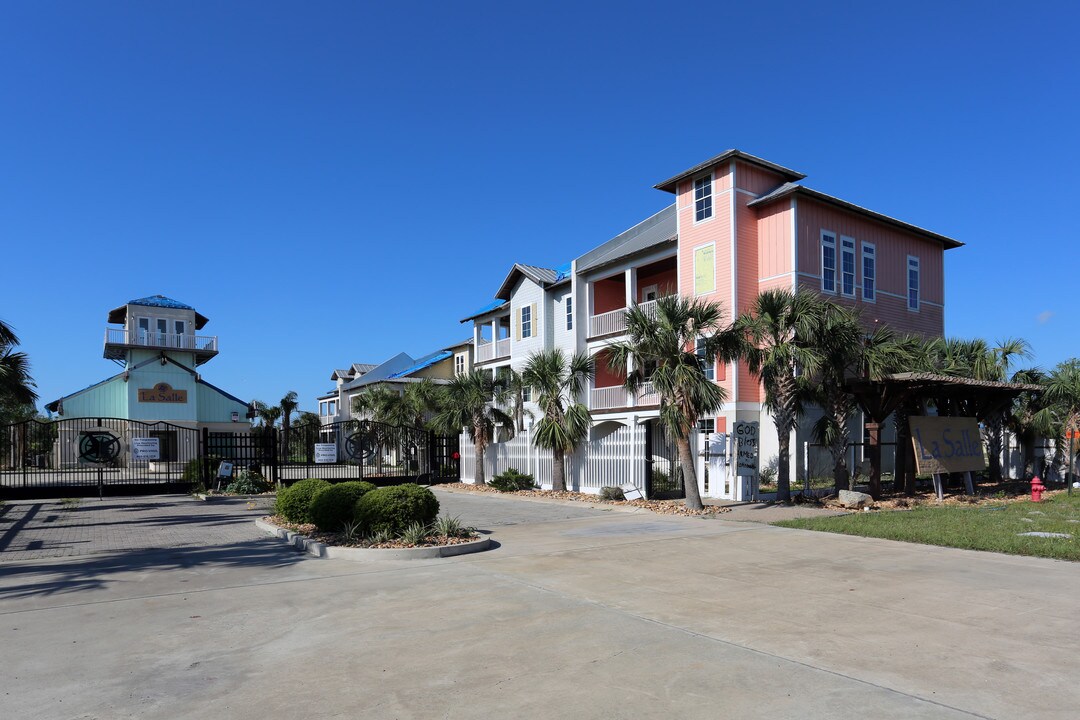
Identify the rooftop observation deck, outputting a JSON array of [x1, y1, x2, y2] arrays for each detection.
[[103, 327, 219, 365]]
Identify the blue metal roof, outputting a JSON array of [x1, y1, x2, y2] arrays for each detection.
[[128, 295, 194, 310], [388, 350, 453, 379], [554, 262, 572, 281], [459, 299, 509, 323]]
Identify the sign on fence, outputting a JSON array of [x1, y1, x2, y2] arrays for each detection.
[[217, 461, 234, 478], [314, 443, 337, 464], [734, 421, 759, 477], [909, 416, 985, 475], [131, 437, 160, 461]]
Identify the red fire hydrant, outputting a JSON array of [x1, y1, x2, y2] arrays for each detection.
[[1030, 476, 1046, 502]]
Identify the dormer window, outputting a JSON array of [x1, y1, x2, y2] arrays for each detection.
[[694, 174, 713, 222]]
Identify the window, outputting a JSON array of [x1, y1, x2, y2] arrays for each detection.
[[174, 320, 186, 348], [821, 231, 837, 293], [156, 318, 168, 345], [521, 306, 532, 338], [137, 317, 150, 343], [907, 256, 920, 310], [841, 236, 856, 297], [565, 296, 573, 331], [698, 418, 715, 434], [522, 386, 532, 402], [694, 174, 713, 221], [861, 243, 876, 302], [694, 244, 715, 294], [328, 400, 337, 416], [454, 354, 465, 376], [696, 337, 714, 380]]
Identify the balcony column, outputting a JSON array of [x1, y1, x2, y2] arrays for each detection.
[[625, 268, 637, 308], [626, 355, 636, 408], [473, 323, 481, 348], [491, 318, 498, 344]]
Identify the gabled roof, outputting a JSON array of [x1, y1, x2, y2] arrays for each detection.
[[495, 263, 560, 300], [387, 350, 453, 378], [352, 363, 377, 375], [748, 183, 963, 249], [576, 204, 677, 274], [654, 149, 806, 193], [460, 299, 509, 323], [107, 295, 210, 329], [340, 352, 417, 392]]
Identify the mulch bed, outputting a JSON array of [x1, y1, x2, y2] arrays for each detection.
[[797, 487, 1056, 513], [441, 482, 731, 517], [263, 515, 479, 549]]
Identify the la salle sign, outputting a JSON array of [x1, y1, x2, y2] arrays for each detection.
[[138, 382, 188, 403], [909, 416, 985, 475]]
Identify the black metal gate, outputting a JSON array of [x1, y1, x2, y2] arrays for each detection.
[[644, 419, 685, 499], [278, 420, 459, 487], [1, 417, 461, 499], [1, 417, 203, 499]]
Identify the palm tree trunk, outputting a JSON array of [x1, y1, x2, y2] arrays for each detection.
[[986, 416, 1003, 485], [551, 446, 567, 492], [774, 413, 793, 503], [474, 438, 486, 485], [675, 435, 703, 511]]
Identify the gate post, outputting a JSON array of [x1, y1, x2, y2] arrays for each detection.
[[200, 427, 210, 489]]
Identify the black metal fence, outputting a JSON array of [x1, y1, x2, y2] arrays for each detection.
[[645, 419, 685, 499], [0, 417, 460, 499]]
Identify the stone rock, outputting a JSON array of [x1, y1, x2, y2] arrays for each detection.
[[1017, 532, 1072, 539], [839, 490, 873, 509]]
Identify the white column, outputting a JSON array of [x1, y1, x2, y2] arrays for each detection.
[[625, 267, 637, 308]]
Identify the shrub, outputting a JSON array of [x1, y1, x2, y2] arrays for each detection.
[[432, 514, 469, 538], [355, 483, 440, 536], [275, 478, 331, 523], [308, 481, 376, 531], [400, 521, 430, 545], [182, 456, 221, 484], [599, 486, 625, 501], [225, 470, 271, 495], [489, 468, 535, 492]]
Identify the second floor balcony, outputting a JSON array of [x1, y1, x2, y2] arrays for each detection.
[[587, 255, 676, 339], [590, 381, 660, 411], [103, 327, 219, 364], [475, 337, 511, 364]]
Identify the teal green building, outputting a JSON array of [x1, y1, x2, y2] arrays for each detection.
[[45, 296, 250, 459]]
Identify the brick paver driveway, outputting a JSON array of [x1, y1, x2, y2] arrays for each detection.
[[0, 495, 274, 562]]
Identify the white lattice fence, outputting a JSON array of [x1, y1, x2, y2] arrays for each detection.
[[459, 425, 646, 495]]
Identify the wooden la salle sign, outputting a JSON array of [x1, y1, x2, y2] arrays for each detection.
[[909, 416, 985, 475], [138, 382, 188, 403]]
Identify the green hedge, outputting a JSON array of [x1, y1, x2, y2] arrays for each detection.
[[275, 478, 331, 523], [355, 484, 440, 535], [490, 468, 535, 492], [309, 481, 376, 531]]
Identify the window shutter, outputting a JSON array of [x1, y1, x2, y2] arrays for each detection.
[[514, 309, 521, 341], [530, 303, 537, 338]]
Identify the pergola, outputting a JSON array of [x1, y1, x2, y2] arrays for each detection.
[[845, 372, 1043, 498]]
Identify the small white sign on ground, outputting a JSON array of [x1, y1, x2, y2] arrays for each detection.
[[217, 461, 234, 478], [314, 443, 337, 464], [734, 421, 759, 477], [620, 483, 644, 501], [131, 437, 160, 461]]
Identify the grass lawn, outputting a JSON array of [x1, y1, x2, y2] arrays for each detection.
[[775, 491, 1080, 561]]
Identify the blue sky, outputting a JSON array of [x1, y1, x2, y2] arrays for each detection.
[[2, 1, 1077, 413]]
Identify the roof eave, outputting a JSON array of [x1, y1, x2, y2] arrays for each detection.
[[748, 186, 964, 250], [653, 149, 806, 193]]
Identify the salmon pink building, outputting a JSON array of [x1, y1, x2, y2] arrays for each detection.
[[461, 149, 961, 498]]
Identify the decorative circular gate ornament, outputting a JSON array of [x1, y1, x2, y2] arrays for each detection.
[[345, 431, 377, 461], [79, 431, 121, 464]]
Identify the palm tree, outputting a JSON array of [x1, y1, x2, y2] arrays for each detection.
[[250, 400, 282, 430], [433, 370, 514, 485], [0, 319, 37, 413], [522, 349, 594, 493], [607, 295, 739, 511], [1041, 359, 1080, 483], [1007, 367, 1051, 478], [506, 368, 534, 433], [736, 289, 824, 502], [352, 379, 442, 428], [280, 390, 299, 434]]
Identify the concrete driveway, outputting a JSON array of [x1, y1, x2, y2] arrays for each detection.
[[0, 488, 1076, 719]]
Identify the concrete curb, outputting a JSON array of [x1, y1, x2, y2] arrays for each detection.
[[434, 485, 647, 515], [254, 519, 492, 560]]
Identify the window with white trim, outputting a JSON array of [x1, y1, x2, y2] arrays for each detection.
[[696, 337, 714, 380], [454, 354, 465, 376], [907, 256, 920, 310], [522, 385, 532, 403], [694, 174, 713, 222], [698, 417, 715, 434], [821, 231, 837, 293], [565, 296, 573, 330], [521, 306, 532, 338], [840, 236, 856, 297], [861, 242, 876, 302]]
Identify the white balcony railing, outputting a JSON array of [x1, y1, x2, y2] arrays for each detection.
[[591, 386, 628, 410], [104, 327, 218, 353], [588, 299, 658, 338], [475, 337, 512, 363], [637, 381, 660, 407]]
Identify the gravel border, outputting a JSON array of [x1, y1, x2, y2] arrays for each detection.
[[254, 519, 492, 560]]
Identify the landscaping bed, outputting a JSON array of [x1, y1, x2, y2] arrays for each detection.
[[262, 515, 479, 549], [442, 482, 732, 517], [775, 490, 1080, 561]]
